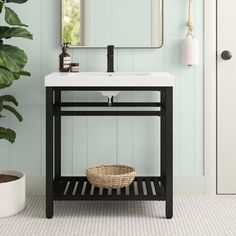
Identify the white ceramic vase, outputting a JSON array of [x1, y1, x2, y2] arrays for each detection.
[[0, 170, 25, 218]]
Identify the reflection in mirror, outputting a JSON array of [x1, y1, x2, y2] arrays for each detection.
[[61, 0, 163, 48]]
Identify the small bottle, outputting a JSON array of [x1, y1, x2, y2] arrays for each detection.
[[59, 43, 71, 72]]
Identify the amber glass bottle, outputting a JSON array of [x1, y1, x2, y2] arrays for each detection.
[[59, 43, 71, 72]]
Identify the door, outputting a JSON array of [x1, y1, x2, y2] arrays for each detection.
[[217, 0, 236, 193]]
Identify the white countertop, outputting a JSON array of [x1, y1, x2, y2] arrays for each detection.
[[44, 72, 174, 87]]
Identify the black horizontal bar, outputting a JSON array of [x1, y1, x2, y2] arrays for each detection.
[[57, 102, 163, 108], [54, 194, 165, 201], [53, 87, 165, 91], [56, 176, 164, 182], [54, 111, 165, 116]]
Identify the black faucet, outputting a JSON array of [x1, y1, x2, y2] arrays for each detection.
[[107, 45, 114, 72]]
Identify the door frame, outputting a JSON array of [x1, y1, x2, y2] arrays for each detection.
[[204, 0, 217, 194]]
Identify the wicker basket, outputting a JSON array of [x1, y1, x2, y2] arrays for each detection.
[[86, 164, 136, 189]]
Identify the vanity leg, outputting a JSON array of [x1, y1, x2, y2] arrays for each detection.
[[161, 89, 166, 179], [46, 87, 54, 219], [55, 90, 61, 179], [165, 87, 173, 219]]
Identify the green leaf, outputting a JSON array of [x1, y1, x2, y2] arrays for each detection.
[[0, 67, 15, 89], [0, 95, 18, 106], [0, 39, 3, 45], [0, 26, 33, 40], [13, 69, 31, 80], [5, 7, 28, 27], [0, 47, 19, 73], [0, 127, 16, 143], [0, 44, 27, 71], [0, 95, 17, 112], [19, 70, 30, 76], [0, 1, 4, 14], [6, 0, 28, 3], [2, 104, 23, 121]]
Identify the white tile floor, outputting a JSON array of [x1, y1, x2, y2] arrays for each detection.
[[0, 195, 236, 236]]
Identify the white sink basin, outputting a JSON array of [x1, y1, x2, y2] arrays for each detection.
[[45, 72, 174, 87], [45, 72, 174, 99]]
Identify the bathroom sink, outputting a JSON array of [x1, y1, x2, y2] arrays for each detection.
[[45, 72, 174, 99], [45, 72, 174, 87]]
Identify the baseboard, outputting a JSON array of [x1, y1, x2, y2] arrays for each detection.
[[174, 176, 205, 194], [26, 176, 45, 195], [26, 176, 205, 195]]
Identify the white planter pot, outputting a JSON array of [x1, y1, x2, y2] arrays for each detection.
[[0, 170, 25, 218]]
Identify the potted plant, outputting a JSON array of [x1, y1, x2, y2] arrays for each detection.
[[0, 0, 32, 218]]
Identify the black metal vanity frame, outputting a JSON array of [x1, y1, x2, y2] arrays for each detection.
[[46, 86, 173, 219]]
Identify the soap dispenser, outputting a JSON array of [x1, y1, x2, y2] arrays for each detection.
[[59, 43, 71, 72]]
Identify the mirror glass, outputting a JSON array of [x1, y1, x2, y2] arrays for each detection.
[[61, 0, 163, 48]]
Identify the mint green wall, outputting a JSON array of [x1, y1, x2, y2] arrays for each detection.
[[0, 0, 203, 176]]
